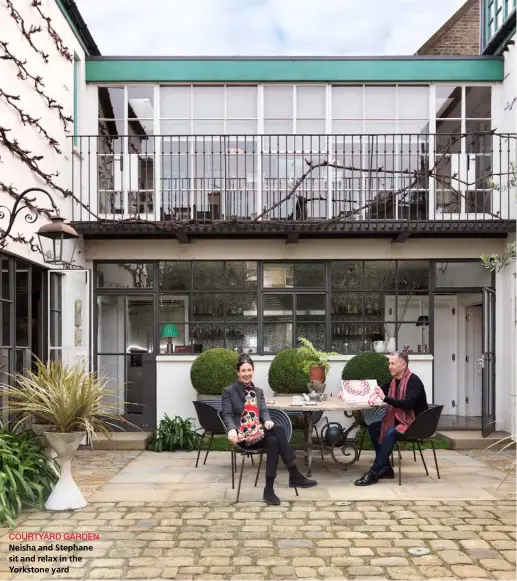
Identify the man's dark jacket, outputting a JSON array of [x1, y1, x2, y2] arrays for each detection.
[[221, 381, 271, 432]]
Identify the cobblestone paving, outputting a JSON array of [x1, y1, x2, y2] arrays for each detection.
[[1, 500, 515, 580]]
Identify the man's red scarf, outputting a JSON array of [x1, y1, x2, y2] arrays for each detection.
[[379, 369, 415, 443], [237, 383, 265, 446]]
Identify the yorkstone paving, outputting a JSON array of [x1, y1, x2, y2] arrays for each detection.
[[1, 500, 515, 580]]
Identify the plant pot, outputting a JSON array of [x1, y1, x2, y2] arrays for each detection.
[[309, 365, 326, 383], [386, 337, 396, 353], [307, 381, 326, 394], [44, 432, 87, 511], [196, 393, 222, 402]]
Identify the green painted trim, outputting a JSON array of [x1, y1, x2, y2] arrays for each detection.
[[85, 58, 505, 83], [54, 0, 88, 53]]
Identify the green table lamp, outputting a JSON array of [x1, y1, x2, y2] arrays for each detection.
[[161, 323, 179, 353]]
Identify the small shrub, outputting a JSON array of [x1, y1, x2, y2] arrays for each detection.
[[147, 415, 200, 452], [342, 352, 392, 385], [268, 348, 319, 394], [190, 348, 238, 395], [0, 422, 59, 529]]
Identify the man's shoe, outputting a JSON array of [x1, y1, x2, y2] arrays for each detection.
[[379, 466, 395, 479], [263, 488, 281, 505], [288, 470, 318, 489], [354, 471, 379, 486]]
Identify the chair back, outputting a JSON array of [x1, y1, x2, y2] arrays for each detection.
[[268, 408, 293, 442], [193, 400, 227, 434], [402, 405, 444, 441], [202, 399, 222, 411]]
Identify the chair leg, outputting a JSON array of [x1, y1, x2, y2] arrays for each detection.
[[251, 456, 255, 465], [231, 449, 235, 489], [357, 428, 366, 461], [234, 450, 237, 473], [417, 442, 429, 476], [203, 433, 214, 465], [195, 431, 206, 468], [413, 442, 417, 462], [254, 453, 264, 487], [397, 443, 402, 486], [390, 452, 394, 468], [294, 487, 299, 497], [430, 440, 441, 479], [235, 454, 246, 504]]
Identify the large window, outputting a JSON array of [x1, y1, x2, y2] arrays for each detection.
[[95, 260, 437, 355], [484, 0, 516, 47]]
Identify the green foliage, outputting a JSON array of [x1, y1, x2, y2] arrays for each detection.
[[190, 348, 239, 395], [481, 242, 516, 273], [354, 425, 451, 451], [268, 348, 318, 394], [297, 337, 339, 375], [0, 358, 137, 442], [0, 422, 59, 529], [147, 415, 200, 452], [342, 352, 392, 384]]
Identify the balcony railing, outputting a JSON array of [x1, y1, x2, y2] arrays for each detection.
[[71, 133, 516, 225]]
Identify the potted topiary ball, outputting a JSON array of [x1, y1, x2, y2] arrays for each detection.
[[190, 348, 239, 400], [268, 348, 319, 396]]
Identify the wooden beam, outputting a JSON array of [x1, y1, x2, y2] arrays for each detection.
[[392, 231, 411, 243]]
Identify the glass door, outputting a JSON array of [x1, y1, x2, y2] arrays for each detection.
[[481, 287, 496, 437]]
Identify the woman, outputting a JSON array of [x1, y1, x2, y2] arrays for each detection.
[[221, 354, 317, 505]]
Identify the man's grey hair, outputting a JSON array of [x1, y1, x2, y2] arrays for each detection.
[[391, 351, 409, 366]]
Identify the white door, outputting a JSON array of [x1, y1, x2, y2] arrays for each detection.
[[433, 298, 458, 415], [465, 305, 483, 417]]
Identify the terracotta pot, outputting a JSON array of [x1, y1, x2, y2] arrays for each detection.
[[309, 365, 326, 383]]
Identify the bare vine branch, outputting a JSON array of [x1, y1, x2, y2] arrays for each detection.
[[5, 0, 49, 62], [31, 0, 73, 62]]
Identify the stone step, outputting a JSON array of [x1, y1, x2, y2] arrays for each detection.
[[80, 432, 152, 450], [437, 429, 514, 450]]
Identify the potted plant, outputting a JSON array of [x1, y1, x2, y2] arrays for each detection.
[[190, 348, 238, 400], [268, 347, 318, 395], [0, 358, 136, 512], [298, 337, 339, 384]]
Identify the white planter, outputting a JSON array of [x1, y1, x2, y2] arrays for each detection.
[[44, 432, 87, 511], [386, 337, 396, 352]]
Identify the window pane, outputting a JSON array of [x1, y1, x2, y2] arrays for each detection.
[[128, 86, 154, 119], [296, 294, 325, 321], [193, 119, 225, 134], [331, 323, 364, 355], [332, 120, 363, 134], [264, 85, 293, 118], [332, 86, 363, 119], [226, 86, 258, 118], [192, 293, 225, 320], [161, 119, 191, 134], [160, 86, 191, 118], [294, 263, 325, 288], [263, 294, 293, 320], [331, 261, 363, 290], [264, 119, 294, 134], [159, 296, 188, 323], [435, 262, 491, 287], [96, 295, 124, 353], [364, 261, 396, 290], [98, 87, 124, 119], [225, 324, 258, 353], [2, 302, 10, 346], [225, 293, 258, 320], [159, 262, 191, 291], [466, 87, 491, 118], [297, 86, 326, 118], [193, 86, 224, 118], [1, 257, 10, 300], [15, 267, 29, 346], [365, 86, 396, 118], [226, 262, 258, 289], [397, 261, 429, 291], [226, 119, 258, 134], [296, 119, 326, 134], [395, 323, 430, 354], [126, 296, 154, 353], [96, 263, 154, 288], [297, 323, 326, 351], [264, 323, 293, 353], [159, 323, 186, 354], [263, 263, 294, 289], [191, 324, 225, 351], [332, 292, 363, 319], [398, 86, 429, 119], [193, 262, 225, 290], [97, 355, 126, 414], [436, 86, 461, 119]]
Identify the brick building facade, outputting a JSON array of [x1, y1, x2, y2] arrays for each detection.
[[417, 0, 480, 56]]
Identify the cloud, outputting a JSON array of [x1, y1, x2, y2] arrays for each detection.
[[75, 0, 467, 56]]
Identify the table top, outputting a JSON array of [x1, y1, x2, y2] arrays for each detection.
[[266, 396, 386, 413]]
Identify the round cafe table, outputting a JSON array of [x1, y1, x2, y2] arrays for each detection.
[[267, 396, 386, 477]]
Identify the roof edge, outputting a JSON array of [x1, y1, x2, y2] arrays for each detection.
[[55, 0, 101, 56], [85, 55, 502, 61]]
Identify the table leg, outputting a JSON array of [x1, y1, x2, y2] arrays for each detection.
[[305, 412, 313, 477]]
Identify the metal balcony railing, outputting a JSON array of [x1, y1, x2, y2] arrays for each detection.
[[70, 133, 516, 224]]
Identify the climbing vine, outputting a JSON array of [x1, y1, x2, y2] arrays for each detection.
[[31, 0, 73, 62]]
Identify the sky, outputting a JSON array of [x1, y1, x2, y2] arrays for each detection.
[[75, 0, 468, 56]]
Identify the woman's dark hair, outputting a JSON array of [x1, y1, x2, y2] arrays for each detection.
[[236, 353, 254, 371]]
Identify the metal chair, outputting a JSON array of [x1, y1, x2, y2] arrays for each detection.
[[192, 400, 226, 468], [394, 404, 444, 486], [218, 408, 299, 503]]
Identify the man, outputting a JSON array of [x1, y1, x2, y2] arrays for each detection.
[[354, 351, 428, 486]]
